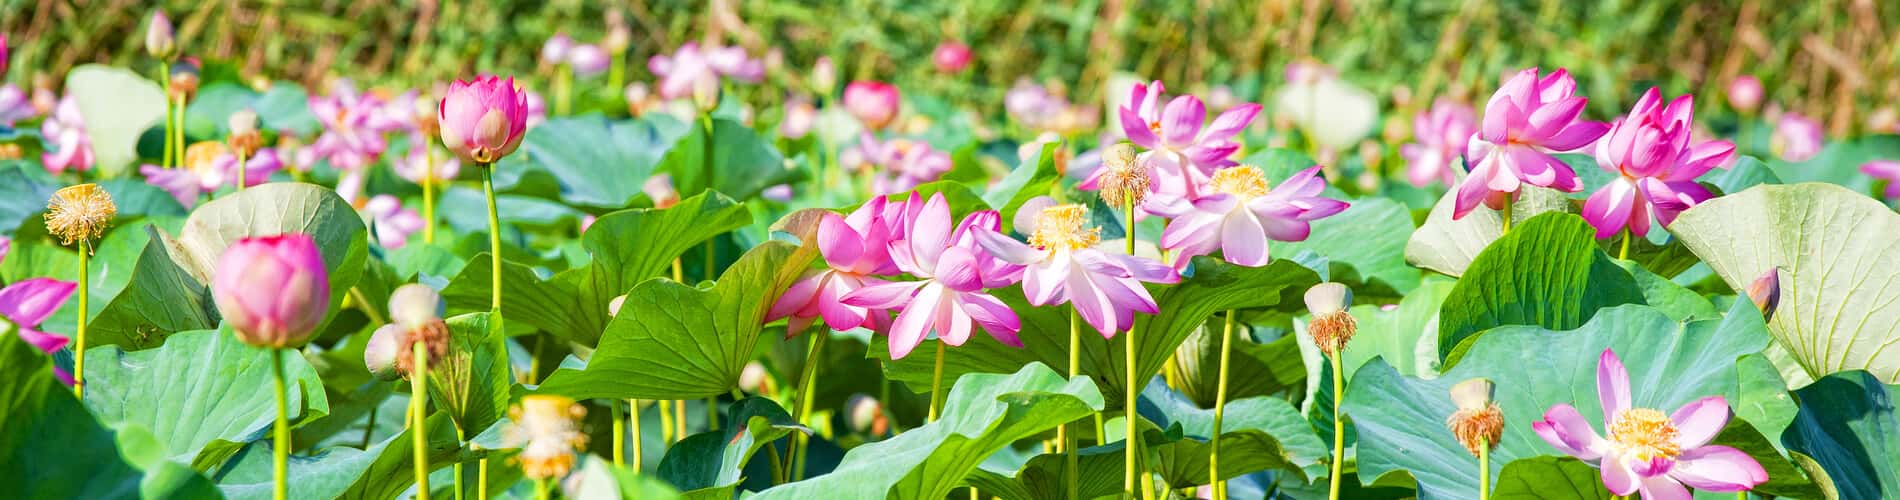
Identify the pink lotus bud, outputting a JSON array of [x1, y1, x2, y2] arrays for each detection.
[[387, 283, 442, 332], [364, 323, 406, 381], [540, 33, 573, 66], [932, 41, 972, 74], [438, 75, 529, 165], [1746, 268, 1780, 321], [146, 11, 176, 60], [810, 57, 837, 95], [842, 81, 899, 131], [1727, 75, 1763, 113], [568, 44, 610, 77], [212, 234, 331, 348]]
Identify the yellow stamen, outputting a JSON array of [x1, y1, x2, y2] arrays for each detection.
[[1208, 166, 1272, 199], [45, 184, 117, 246], [1028, 204, 1101, 252], [1608, 408, 1681, 462]]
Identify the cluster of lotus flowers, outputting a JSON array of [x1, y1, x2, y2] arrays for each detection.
[[9, 7, 1897, 500]]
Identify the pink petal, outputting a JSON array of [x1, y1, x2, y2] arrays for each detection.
[[1452, 158, 1499, 220], [1598, 349, 1632, 421], [1219, 211, 1270, 267], [1160, 96, 1206, 148], [1544, 121, 1610, 152], [886, 284, 942, 360], [816, 274, 870, 331], [0, 278, 77, 327], [933, 247, 984, 292], [841, 280, 923, 309], [960, 292, 1022, 345], [1669, 445, 1767, 492], [16, 328, 68, 355], [1023, 258, 1070, 306], [818, 213, 866, 270], [974, 230, 1043, 265], [937, 292, 974, 346], [1635, 475, 1692, 500], [1602, 456, 1641, 496], [1105, 252, 1179, 284], [1012, 196, 1058, 235], [1119, 105, 1159, 148], [1201, 103, 1261, 141], [1668, 141, 1737, 182], [1668, 396, 1731, 449], [1160, 210, 1224, 251], [908, 192, 954, 268], [766, 272, 824, 322], [1510, 147, 1578, 192], [1582, 178, 1637, 239], [1526, 96, 1587, 140], [1531, 403, 1608, 460]]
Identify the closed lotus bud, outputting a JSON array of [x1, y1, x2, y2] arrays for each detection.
[[1305, 282, 1356, 356], [690, 76, 721, 113], [932, 41, 972, 74], [1746, 268, 1781, 322], [1445, 378, 1503, 456], [227, 109, 262, 156], [843, 81, 900, 131], [44, 184, 117, 246], [212, 234, 331, 349], [540, 33, 573, 66], [508, 395, 589, 481], [1727, 75, 1763, 113], [387, 283, 443, 332], [1097, 143, 1150, 208], [364, 323, 406, 381], [438, 75, 529, 165], [810, 57, 837, 95], [604, 11, 631, 53], [146, 11, 176, 60]]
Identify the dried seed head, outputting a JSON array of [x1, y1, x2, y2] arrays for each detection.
[[1305, 282, 1356, 355], [1446, 377, 1504, 456], [228, 109, 262, 156], [392, 318, 450, 377], [1097, 143, 1150, 208], [45, 184, 116, 246], [508, 395, 589, 480]]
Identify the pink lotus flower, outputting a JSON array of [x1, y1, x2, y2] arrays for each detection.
[[1117, 80, 1262, 203], [779, 97, 816, 140], [1772, 113, 1823, 163], [1157, 166, 1349, 269], [1726, 76, 1762, 113], [767, 197, 902, 335], [647, 42, 763, 101], [1, 278, 78, 385], [843, 81, 901, 131], [842, 193, 1024, 359], [212, 234, 331, 349], [308, 82, 391, 171], [932, 41, 972, 74], [1401, 99, 1477, 188], [393, 141, 460, 185], [1533, 349, 1767, 499], [850, 133, 951, 195], [438, 75, 530, 165], [1454, 68, 1610, 219], [975, 196, 1179, 337], [0, 84, 36, 126], [568, 44, 610, 77], [1862, 160, 1900, 200], [540, 33, 574, 66], [365, 195, 425, 249], [39, 95, 95, 174], [1581, 89, 1735, 238], [141, 147, 285, 208]]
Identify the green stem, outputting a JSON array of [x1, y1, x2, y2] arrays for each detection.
[[789, 329, 829, 481], [412, 342, 431, 500], [1618, 228, 1631, 260], [422, 146, 436, 245], [1210, 310, 1236, 500], [609, 51, 626, 92], [928, 342, 946, 421], [1124, 322, 1139, 497], [767, 440, 786, 485], [707, 396, 719, 431], [478, 460, 487, 499], [161, 62, 173, 169], [483, 165, 502, 312], [534, 478, 549, 500], [453, 425, 466, 500], [74, 240, 89, 397], [629, 399, 643, 471], [174, 94, 186, 165], [554, 65, 572, 116], [1064, 307, 1081, 500], [237, 151, 248, 193], [1328, 353, 1344, 500], [659, 399, 675, 444], [700, 112, 717, 281], [1499, 198, 1514, 233], [362, 402, 378, 449], [273, 348, 290, 500], [1478, 437, 1490, 500], [613, 401, 626, 467]]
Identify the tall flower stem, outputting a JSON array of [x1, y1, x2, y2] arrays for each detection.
[[699, 114, 717, 281], [659, 399, 676, 444], [612, 401, 625, 467], [73, 239, 89, 397], [272, 348, 290, 500], [1062, 306, 1082, 500], [1327, 353, 1344, 500], [452, 425, 466, 500], [482, 165, 502, 311], [1477, 437, 1490, 500], [928, 342, 946, 421], [608, 52, 626, 92], [1617, 228, 1631, 260], [160, 62, 173, 169], [1124, 323, 1140, 498], [629, 399, 643, 471], [422, 146, 436, 244], [173, 95, 186, 166], [534, 478, 549, 500], [1499, 199, 1514, 233], [1210, 310, 1237, 500], [237, 151, 249, 193], [787, 329, 829, 481], [675, 399, 687, 439], [554, 65, 572, 116], [411, 342, 432, 500]]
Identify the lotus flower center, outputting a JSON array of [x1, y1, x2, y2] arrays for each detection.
[[1027, 204, 1101, 252], [1608, 408, 1680, 462], [1208, 166, 1271, 199]]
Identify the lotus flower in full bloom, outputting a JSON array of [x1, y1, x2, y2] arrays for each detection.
[[308, 82, 392, 171], [976, 196, 1179, 336], [767, 197, 902, 335], [1453, 68, 1610, 219], [1580, 88, 1735, 238], [1533, 349, 1767, 499], [1772, 112, 1823, 163], [438, 75, 530, 165], [842, 193, 1025, 359], [1, 278, 78, 384], [39, 95, 95, 174], [647, 42, 764, 101], [1401, 99, 1477, 188], [932, 41, 972, 74], [1118, 80, 1262, 206], [142, 145, 285, 207], [1862, 159, 1900, 201], [848, 133, 951, 195], [843, 81, 901, 131], [1156, 165, 1349, 269], [212, 234, 331, 349], [365, 195, 425, 249]]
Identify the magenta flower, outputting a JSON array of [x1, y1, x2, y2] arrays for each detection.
[[438, 75, 530, 165], [568, 44, 610, 77], [1726, 76, 1763, 113], [141, 147, 285, 208], [850, 133, 951, 195], [1862, 160, 1900, 200], [841, 193, 1024, 359], [365, 195, 425, 249], [1401, 99, 1477, 188], [767, 197, 901, 335], [308, 83, 390, 171], [212, 234, 331, 349], [1772, 113, 1823, 163], [932, 41, 972, 74], [1117, 80, 1262, 203], [1533, 349, 1767, 499], [1454, 68, 1610, 219], [843, 81, 901, 131], [1157, 165, 1349, 269], [0, 84, 36, 126], [39, 95, 95, 174], [1581, 89, 1735, 238], [647, 42, 763, 101], [1, 278, 78, 385], [975, 196, 1179, 337]]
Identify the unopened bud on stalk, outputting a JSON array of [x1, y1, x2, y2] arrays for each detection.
[[146, 11, 176, 60], [1746, 268, 1781, 322], [227, 109, 262, 157], [169, 64, 201, 103], [1097, 143, 1150, 208], [1305, 282, 1356, 356], [811, 57, 837, 95], [1445, 378, 1504, 456]]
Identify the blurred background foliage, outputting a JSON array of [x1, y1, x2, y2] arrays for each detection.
[[4, 0, 1897, 135]]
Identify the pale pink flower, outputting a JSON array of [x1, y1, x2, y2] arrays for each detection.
[[1117, 80, 1262, 204], [975, 196, 1179, 337], [308, 81, 390, 171], [1157, 166, 1349, 269], [393, 141, 461, 185], [141, 147, 285, 208], [843, 81, 900, 131], [39, 95, 94, 174], [438, 75, 530, 165], [1861, 160, 1900, 200], [850, 133, 951, 195], [1726, 76, 1762, 113], [1454, 68, 1610, 219], [1401, 99, 1477, 188], [842, 193, 1024, 359], [0, 84, 38, 126], [365, 195, 425, 249], [766, 197, 902, 335], [932, 41, 972, 74], [1772, 113, 1823, 163], [647, 42, 762, 101]]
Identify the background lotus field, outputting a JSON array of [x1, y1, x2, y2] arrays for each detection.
[[2, 1, 1900, 499]]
